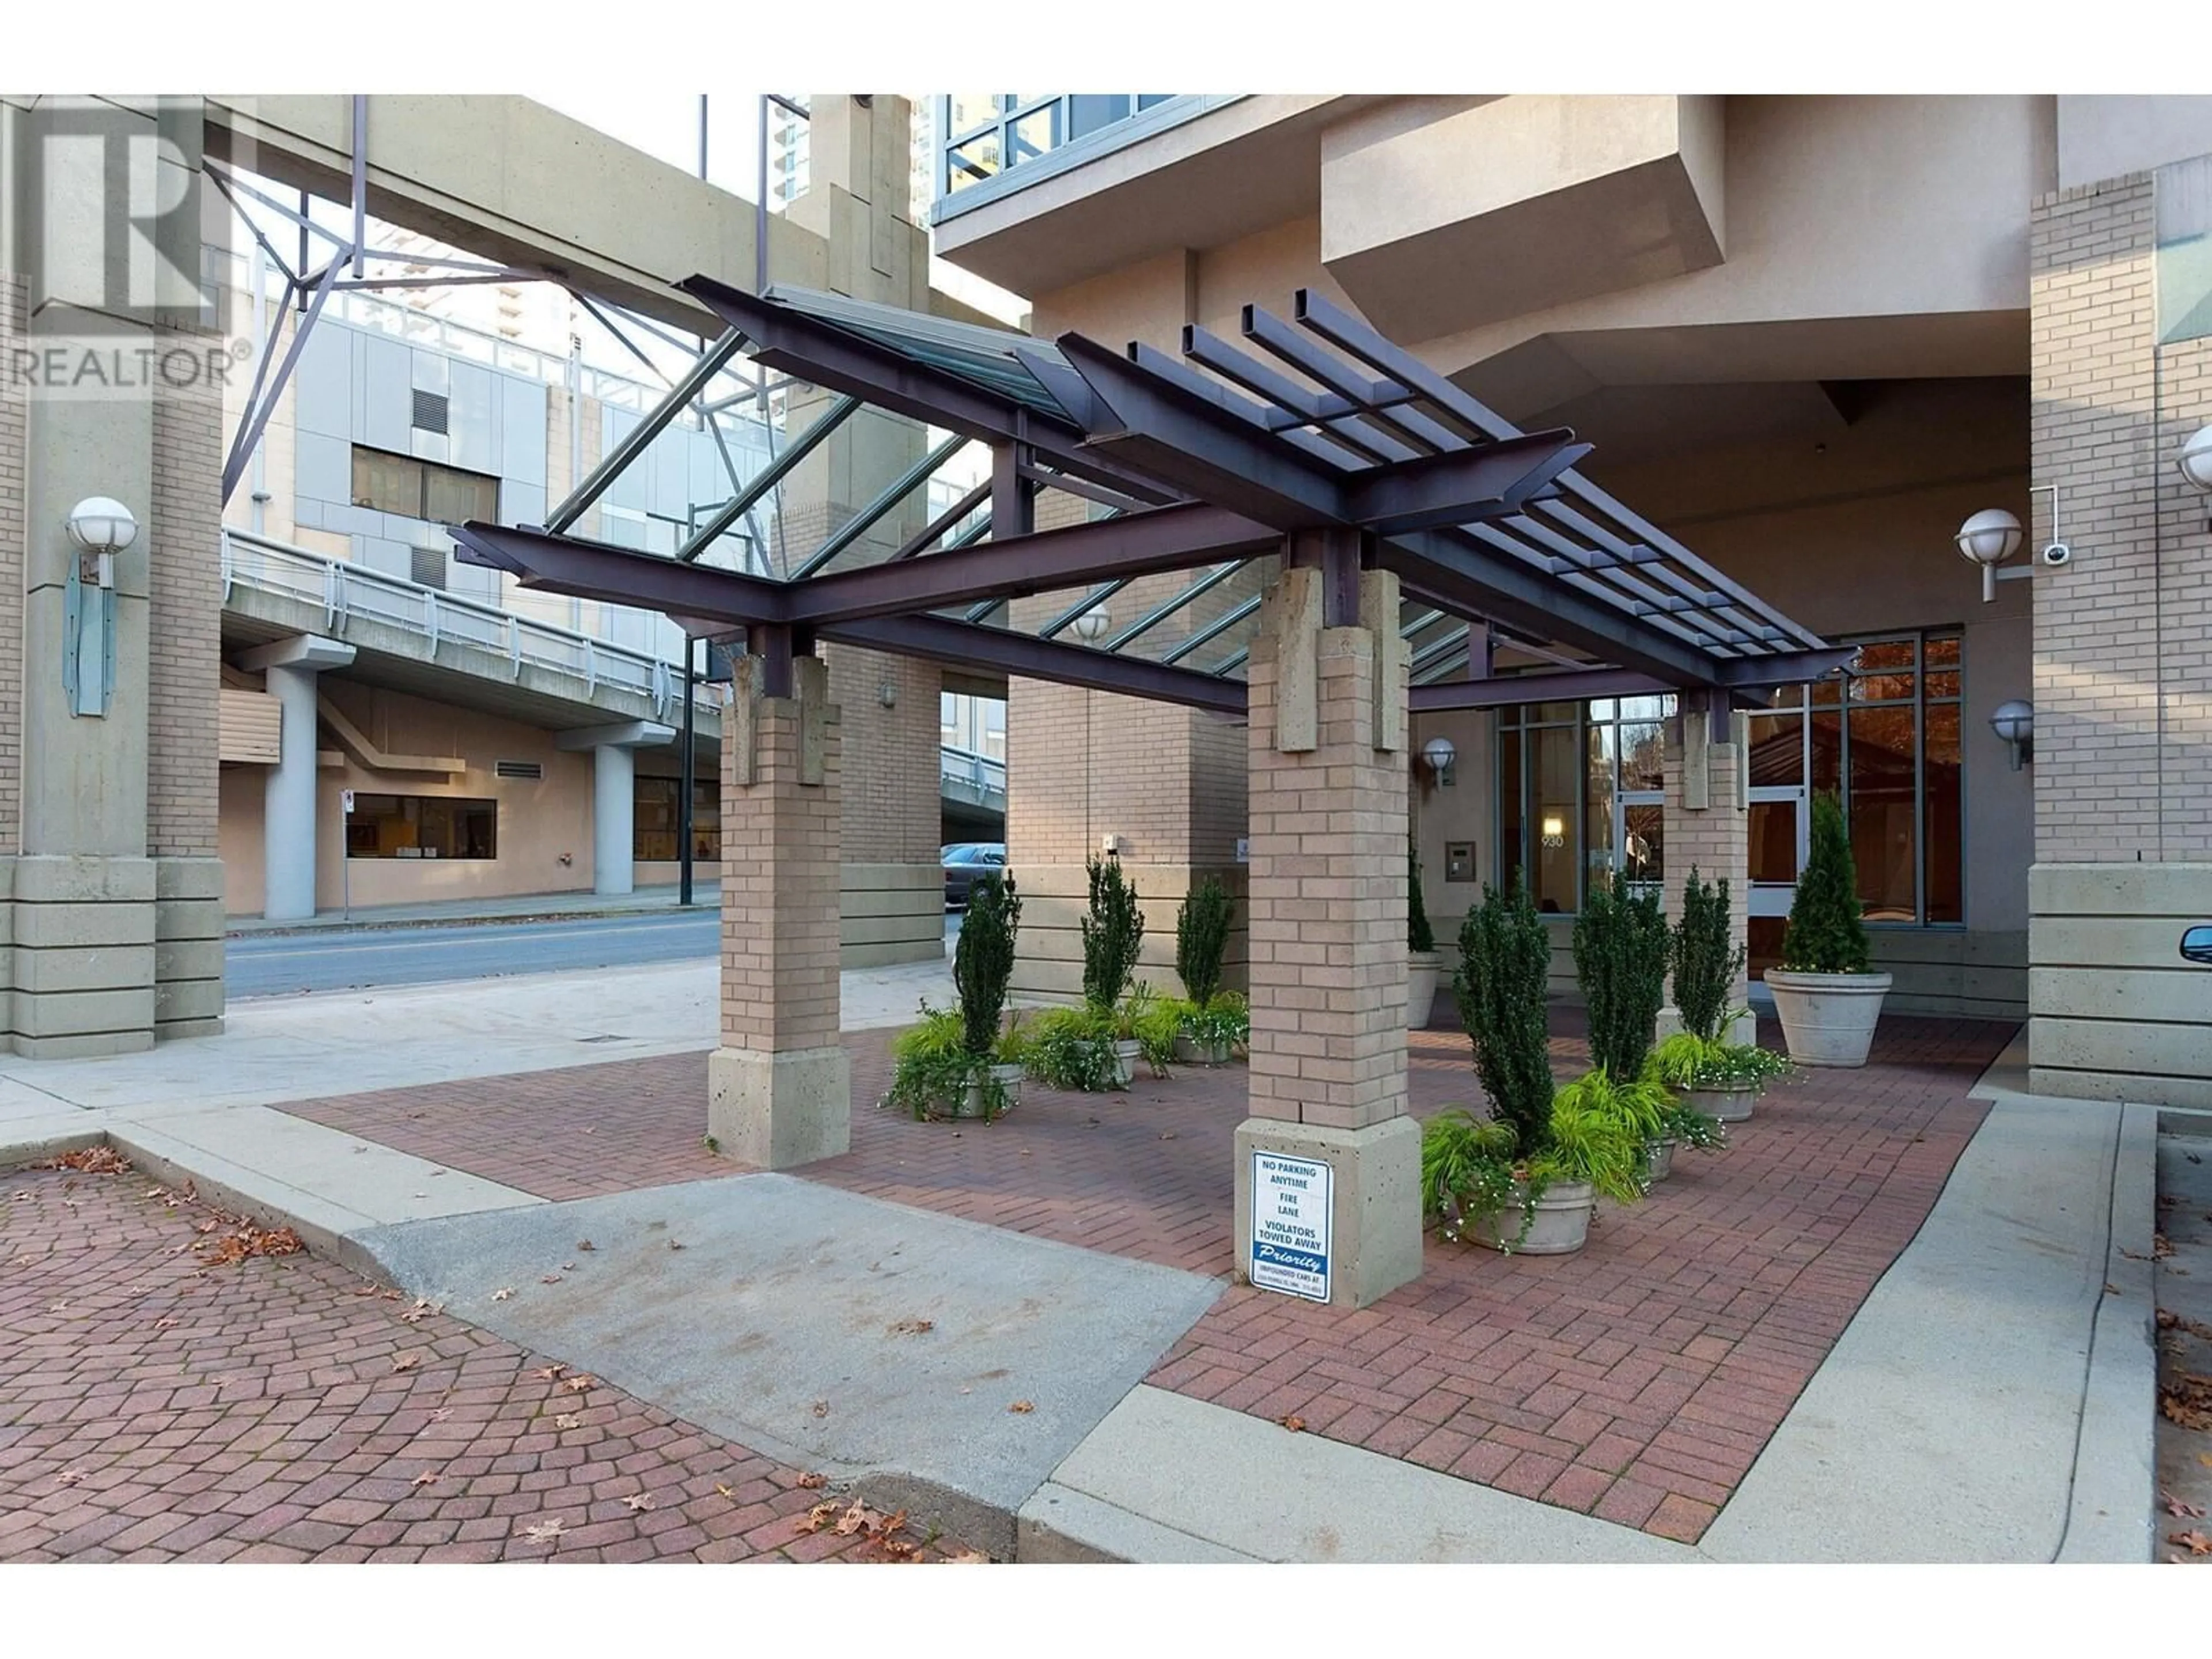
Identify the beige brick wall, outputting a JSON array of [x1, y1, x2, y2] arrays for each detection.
[[2030, 172, 2212, 860], [146, 320, 224, 859], [1245, 569, 1410, 1132], [0, 272, 25, 857], [718, 656, 842, 1052]]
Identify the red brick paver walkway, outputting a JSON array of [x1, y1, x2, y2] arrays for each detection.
[[0, 1162, 978, 1563], [274, 1010, 2013, 1547]]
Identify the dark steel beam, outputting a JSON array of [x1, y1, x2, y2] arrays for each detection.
[[1238, 304, 1461, 456], [452, 522, 791, 625], [1713, 647, 1858, 690], [1412, 669, 1671, 713], [789, 431, 971, 580], [991, 441, 1036, 540], [824, 614, 1245, 715], [785, 504, 1277, 626], [1343, 433, 1592, 536]]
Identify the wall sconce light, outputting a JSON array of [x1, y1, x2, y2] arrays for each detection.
[[63, 495, 137, 718], [877, 680, 898, 708], [1956, 486, 2069, 605], [1421, 734, 1457, 786], [2180, 426, 2212, 531], [1990, 699, 2033, 771], [1071, 605, 1112, 645], [1540, 813, 1566, 849]]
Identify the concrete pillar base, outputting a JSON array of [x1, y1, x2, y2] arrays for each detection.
[[7, 855, 158, 1059], [1233, 1114, 1423, 1311], [707, 1044, 853, 1168], [154, 856, 226, 1041]]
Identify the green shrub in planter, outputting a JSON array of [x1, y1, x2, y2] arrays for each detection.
[[1781, 791, 1869, 973], [881, 1001, 1007, 1121], [953, 870, 1020, 1058], [1408, 840, 1435, 956], [1082, 855, 1146, 1009], [1420, 1109, 1528, 1248], [1175, 877, 1233, 1009], [1571, 870, 1669, 1084], [1669, 867, 1745, 1045], [1024, 1004, 1123, 1093], [1453, 871, 1554, 1159]]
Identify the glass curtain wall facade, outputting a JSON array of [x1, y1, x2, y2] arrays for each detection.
[[1492, 630, 1964, 937]]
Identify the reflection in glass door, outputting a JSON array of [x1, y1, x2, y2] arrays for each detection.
[[1747, 786, 1806, 978]]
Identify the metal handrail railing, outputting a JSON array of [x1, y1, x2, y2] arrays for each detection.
[[219, 526, 726, 720], [939, 743, 1007, 798]]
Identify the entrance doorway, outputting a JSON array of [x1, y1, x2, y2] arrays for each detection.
[[1747, 785, 1805, 979]]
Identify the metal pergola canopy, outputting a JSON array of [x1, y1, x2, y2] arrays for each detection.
[[453, 281, 1852, 715]]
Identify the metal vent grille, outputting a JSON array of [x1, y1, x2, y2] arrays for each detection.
[[411, 389, 450, 434], [410, 544, 448, 589], [494, 759, 543, 781]]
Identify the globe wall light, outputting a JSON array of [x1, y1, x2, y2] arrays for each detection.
[[62, 495, 137, 718], [1071, 605, 1112, 645], [2179, 425, 2212, 530], [1421, 734, 1457, 787], [1990, 698, 2034, 771], [1954, 507, 2022, 604]]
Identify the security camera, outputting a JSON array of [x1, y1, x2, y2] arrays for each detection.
[[2040, 541, 2072, 567]]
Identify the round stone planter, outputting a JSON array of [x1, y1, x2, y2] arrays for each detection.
[[1471, 1179, 1594, 1256], [1645, 1138, 1678, 1183], [1111, 1038, 1144, 1088], [988, 1061, 1024, 1113], [1407, 951, 1441, 1028], [952, 1063, 1025, 1120], [1766, 969, 1893, 1068], [1683, 1084, 1758, 1124], [1173, 1032, 1234, 1066]]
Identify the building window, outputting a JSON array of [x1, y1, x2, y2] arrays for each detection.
[[1498, 695, 1673, 913], [345, 795, 498, 859], [634, 776, 719, 862], [350, 447, 499, 524], [938, 95, 1181, 199]]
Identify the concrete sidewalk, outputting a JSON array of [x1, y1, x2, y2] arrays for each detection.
[[225, 881, 727, 937], [0, 990, 2160, 1563]]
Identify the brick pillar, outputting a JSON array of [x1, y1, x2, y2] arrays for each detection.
[[1659, 702, 1749, 1035], [2026, 164, 2212, 1106], [705, 650, 850, 1167], [1231, 555, 1421, 1310]]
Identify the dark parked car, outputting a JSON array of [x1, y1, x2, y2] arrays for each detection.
[[942, 842, 1007, 908]]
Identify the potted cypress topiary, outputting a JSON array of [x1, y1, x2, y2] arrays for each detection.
[[1172, 876, 1238, 1064], [954, 870, 1024, 1115], [1082, 854, 1146, 1085], [1767, 791, 1892, 1067], [1653, 867, 1784, 1122], [1571, 869, 1674, 1175], [1407, 840, 1441, 1028]]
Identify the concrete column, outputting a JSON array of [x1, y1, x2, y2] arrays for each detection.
[[556, 719, 676, 897], [1232, 554, 1422, 1310], [240, 637, 355, 922], [706, 651, 850, 1168], [1659, 699, 1749, 1034]]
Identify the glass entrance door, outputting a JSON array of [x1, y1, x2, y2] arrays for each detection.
[[1746, 785, 1806, 979]]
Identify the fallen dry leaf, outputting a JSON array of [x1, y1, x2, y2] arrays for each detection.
[[1008, 1400, 1035, 1414], [565, 1375, 596, 1394], [2104, 1282, 2123, 1296], [554, 1414, 582, 1431], [392, 1352, 422, 1374], [426, 1408, 453, 1423], [40, 1146, 132, 1176], [561, 1263, 576, 1272], [794, 1501, 839, 1535], [1279, 1415, 1307, 1433], [2169, 1529, 2212, 1556], [795, 1471, 828, 1490], [522, 1518, 566, 1546], [540, 1274, 564, 1285], [532, 1365, 568, 1381], [941, 1546, 990, 1564], [2156, 1233, 2175, 1260], [622, 1493, 656, 1513], [834, 1501, 872, 1537], [575, 1240, 596, 1252], [152, 1316, 178, 1332], [411, 1470, 440, 1488], [56, 1469, 85, 1486], [715, 1482, 737, 1501], [668, 1240, 685, 1252], [491, 1287, 516, 1302], [2164, 1493, 2206, 1518], [812, 1400, 831, 1419], [887, 1317, 935, 1337]]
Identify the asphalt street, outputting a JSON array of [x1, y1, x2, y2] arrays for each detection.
[[225, 908, 960, 999]]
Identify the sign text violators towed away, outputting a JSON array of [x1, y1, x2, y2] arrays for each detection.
[[1249, 1150, 1332, 1302]]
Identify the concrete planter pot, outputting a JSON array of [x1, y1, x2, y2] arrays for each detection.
[[1645, 1138, 1677, 1183], [1173, 1032, 1234, 1066], [1407, 951, 1441, 1028], [1111, 1038, 1144, 1088], [1766, 969, 1893, 1068], [952, 1063, 1024, 1120], [988, 1061, 1024, 1113], [1683, 1084, 1758, 1124], [1471, 1179, 1594, 1255]]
